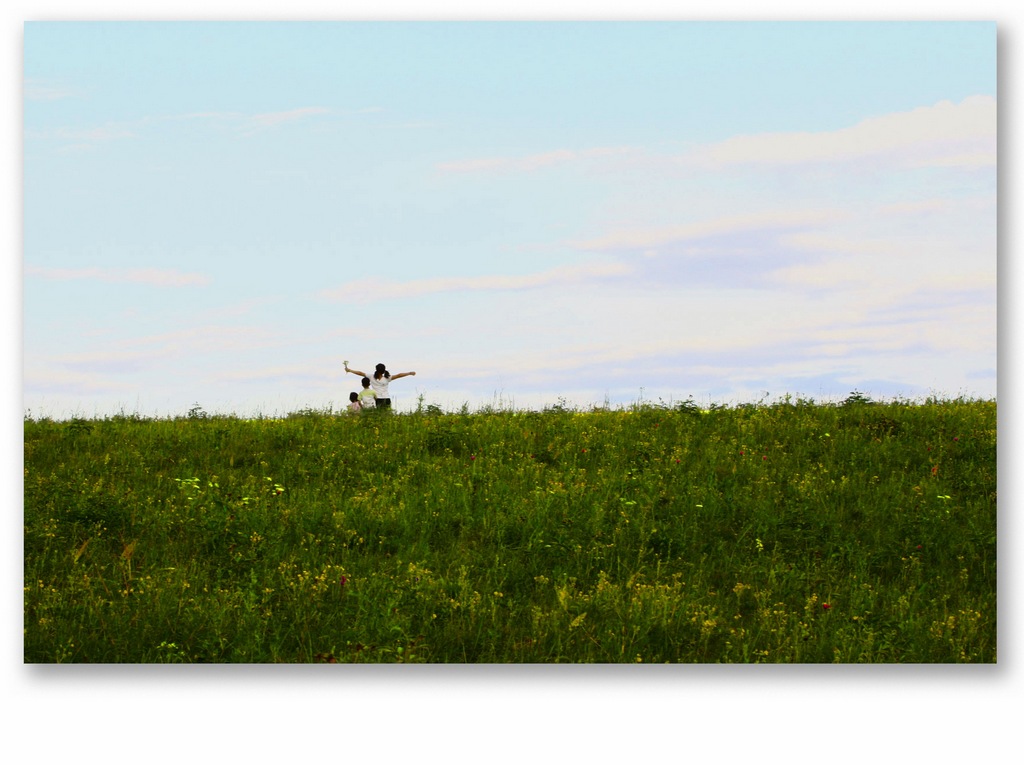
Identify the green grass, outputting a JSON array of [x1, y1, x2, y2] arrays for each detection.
[[23, 396, 997, 663]]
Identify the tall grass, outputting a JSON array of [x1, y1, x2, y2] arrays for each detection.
[[23, 396, 996, 662]]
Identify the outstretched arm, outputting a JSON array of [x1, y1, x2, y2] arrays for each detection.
[[390, 371, 417, 380], [345, 365, 367, 377]]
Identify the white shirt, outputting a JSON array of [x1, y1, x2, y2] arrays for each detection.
[[370, 374, 391, 399]]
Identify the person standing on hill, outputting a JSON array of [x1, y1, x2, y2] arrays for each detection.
[[344, 362, 416, 410]]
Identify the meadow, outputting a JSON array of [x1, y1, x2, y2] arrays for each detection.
[[23, 395, 997, 663]]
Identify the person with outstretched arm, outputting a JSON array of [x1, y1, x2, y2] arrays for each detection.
[[344, 361, 416, 410]]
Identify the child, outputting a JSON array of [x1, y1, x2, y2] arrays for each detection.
[[357, 377, 377, 410], [347, 392, 362, 413]]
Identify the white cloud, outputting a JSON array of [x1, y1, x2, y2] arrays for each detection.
[[414, 292, 992, 406], [213, 362, 336, 385], [569, 209, 846, 252], [23, 325, 292, 402], [28, 106, 337, 151], [45, 124, 137, 148], [687, 95, 995, 168], [24, 78, 80, 101], [769, 227, 996, 292], [115, 325, 285, 355], [23, 364, 137, 396], [26, 266, 210, 287], [245, 107, 331, 131], [436, 156, 510, 174], [317, 261, 633, 303], [436, 146, 636, 174], [875, 199, 957, 217], [152, 107, 334, 136]]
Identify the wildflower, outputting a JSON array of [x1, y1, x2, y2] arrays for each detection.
[[470, 455, 476, 461], [339, 575, 348, 587], [822, 603, 831, 611], [762, 455, 768, 461]]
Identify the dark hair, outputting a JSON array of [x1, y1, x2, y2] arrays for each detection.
[[349, 392, 358, 402], [374, 363, 390, 380], [361, 377, 371, 387]]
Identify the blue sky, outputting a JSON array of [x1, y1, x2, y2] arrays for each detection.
[[23, 20, 997, 416]]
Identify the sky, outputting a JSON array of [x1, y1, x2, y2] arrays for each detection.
[[5, 2, 1021, 763], [21, 18, 997, 417]]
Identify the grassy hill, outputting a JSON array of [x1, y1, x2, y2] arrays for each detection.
[[23, 396, 996, 662]]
